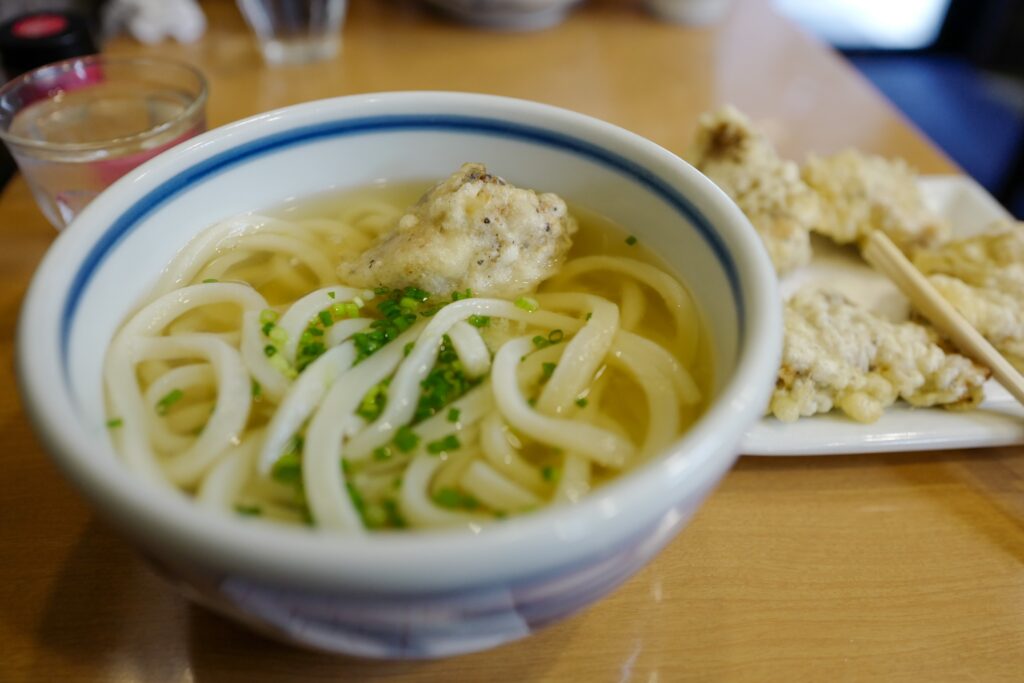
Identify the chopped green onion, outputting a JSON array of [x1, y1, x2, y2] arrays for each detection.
[[234, 504, 262, 516], [105, 418, 123, 429], [532, 335, 550, 349], [318, 310, 333, 327], [268, 353, 297, 378], [515, 296, 539, 312], [427, 434, 461, 454], [358, 381, 388, 421], [625, 235, 638, 246], [548, 329, 564, 343], [251, 379, 262, 398], [586, 312, 593, 321], [447, 407, 461, 423], [261, 321, 275, 336], [542, 465, 560, 483], [155, 389, 184, 415], [259, 309, 278, 324], [575, 397, 589, 408], [413, 335, 479, 422], [407, 287, 430, 302], [404, 342, 415, 357], [363, 502, 390, 529], [380, 498, 407, 528], [327, 291, 336, 299], [271, 437, 303, 485], [350, 286, 441, 365], [270, 454, 301, 485], [296, 341, 326, 372], [433, 487, 479, 510], [374, 286, 391, 296], [269, 327, 287, 344], [542, 362, 557, 380], [373, 446, 393, 461], [202, 278, 218, 283], [468, 315, 491, 328], [393, 425, 420, 453], [264, 345, 277, 357], [346, 481, 366, 522]]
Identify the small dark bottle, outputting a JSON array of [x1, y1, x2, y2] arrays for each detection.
[[0, 10, 98, 189]]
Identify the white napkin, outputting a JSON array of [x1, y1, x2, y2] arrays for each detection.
[[103, 0, 207, 44]]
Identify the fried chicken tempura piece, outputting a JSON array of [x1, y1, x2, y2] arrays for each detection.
[[925, 275, 1024, 372], [913, 222, 1024, 296], [338, 163, 577, 298], [686, 106, 821, 274], [801, 149, 948, 252], [770, 288, 988, 423], [912, 224, 1024, 371]]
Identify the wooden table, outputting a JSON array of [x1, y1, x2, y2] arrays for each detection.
[[4, 0, 1023, 680]]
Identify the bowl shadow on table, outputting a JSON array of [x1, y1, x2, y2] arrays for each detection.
[[30, 519, 573, 682], [736, 447, 1024, 563], [186, 602, 574, 682], [31, 520, 192, 683]]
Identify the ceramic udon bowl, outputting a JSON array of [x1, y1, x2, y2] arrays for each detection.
[[17, 92, 781, 659]]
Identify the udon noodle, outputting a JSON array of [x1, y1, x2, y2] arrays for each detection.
[[104, 170, 709, 532]]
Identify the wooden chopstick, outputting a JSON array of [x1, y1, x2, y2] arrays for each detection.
[[862, 230, 1024, 408]]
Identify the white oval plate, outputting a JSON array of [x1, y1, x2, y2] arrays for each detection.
[[742, 175, 1024, 456]]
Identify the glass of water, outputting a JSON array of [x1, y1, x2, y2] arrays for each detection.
[[237, 0, 348, 66], [0, 55, 207, 229]]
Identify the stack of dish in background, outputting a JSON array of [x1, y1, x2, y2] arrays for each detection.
[[424, 0, 735, 30]]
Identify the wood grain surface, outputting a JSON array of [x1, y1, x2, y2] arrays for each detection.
[[5, 1, 1023, 681]]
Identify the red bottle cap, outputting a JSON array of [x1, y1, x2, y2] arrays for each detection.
[[0, 11, 97, 79]]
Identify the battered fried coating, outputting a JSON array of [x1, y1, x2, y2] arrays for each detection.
[[686, 106, 821, 274], [924, 275, 1024, 371], [913, 222, 1024, 296], [771, 288, 988, 423], [911, 223, 1024, 371], [338, 163, 577, 298], [802, 149, 948, 252]]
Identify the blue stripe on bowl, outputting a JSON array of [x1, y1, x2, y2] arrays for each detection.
[[60, 114, 745, 373]]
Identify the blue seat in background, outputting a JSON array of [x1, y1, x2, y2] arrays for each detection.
[[849, 53, 1024, 218]]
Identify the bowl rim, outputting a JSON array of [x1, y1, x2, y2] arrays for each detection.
[[17, 91, 781, 591]]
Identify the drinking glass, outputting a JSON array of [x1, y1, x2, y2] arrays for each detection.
[[0, 55, 208, 229], [237, 0, 348, 66]]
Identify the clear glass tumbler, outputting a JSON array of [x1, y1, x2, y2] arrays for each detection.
[[237, 0, 348, 66], [0, 56, 207, 229]]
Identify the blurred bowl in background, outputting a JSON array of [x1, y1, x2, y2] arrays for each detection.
[[424, 0, 582, 30], [644, 0, 735, 25]]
